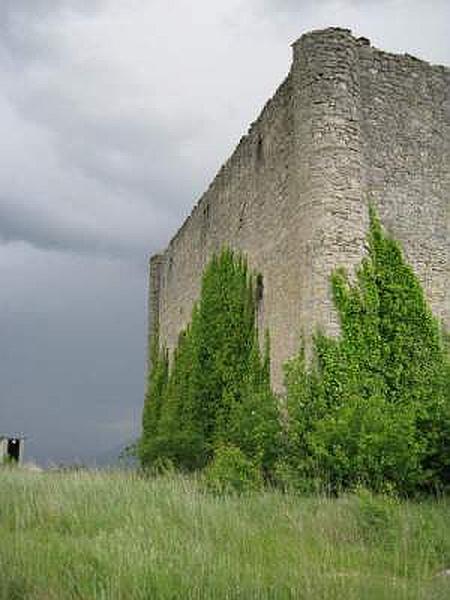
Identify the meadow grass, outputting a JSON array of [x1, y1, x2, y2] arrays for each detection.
[[1, 468, 450, 599]]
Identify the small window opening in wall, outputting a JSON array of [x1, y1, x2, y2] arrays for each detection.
[[168, 256, 174, 274], [238, 200, 247, 230], [201, 203, 210, 246], [256, 135, 264, 165], [256, 273, 264, 303]]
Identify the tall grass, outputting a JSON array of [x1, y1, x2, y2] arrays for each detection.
[[1, 468, 449, 599]]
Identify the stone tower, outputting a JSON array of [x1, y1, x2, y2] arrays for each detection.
[[149, 27, 450, 390]]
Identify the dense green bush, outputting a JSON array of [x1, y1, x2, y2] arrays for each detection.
[[224, 333, 282, 478], [140, 249, 281, 477], [285, 208, 450, 494], [204, 445, 263, 494], [140, 331, 169, 467]]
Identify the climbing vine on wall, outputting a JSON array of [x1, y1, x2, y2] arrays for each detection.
[[285, 207, 450, 494], [140, 248, 280, 475]]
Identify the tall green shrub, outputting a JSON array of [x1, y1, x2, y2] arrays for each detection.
[[140, 331, 169, 466], [188, 250, 257, 453], [141, 249, 280, 474], [286, 208, 450, 494], [226, 333, 281, 476]]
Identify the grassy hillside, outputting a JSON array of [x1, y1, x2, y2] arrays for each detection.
[[1, 469, 450, 599]]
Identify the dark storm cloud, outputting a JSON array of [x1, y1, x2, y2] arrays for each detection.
[[0, 0, 448, 463], [0, 243, 145, 464], [0, 0, 250, 258]]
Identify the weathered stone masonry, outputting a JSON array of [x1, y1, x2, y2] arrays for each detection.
[[149, 28, 450, 390]]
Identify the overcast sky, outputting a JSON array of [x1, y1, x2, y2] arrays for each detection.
[[1, 0, 449, 465]]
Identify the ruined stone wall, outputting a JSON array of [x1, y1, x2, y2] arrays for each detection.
[[357, 40, 450, 327], [149, 28, 450, 390]]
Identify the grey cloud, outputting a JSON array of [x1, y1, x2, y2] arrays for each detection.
[[256, 0, 450, 65], [0, 0, 105, 64], [0, 244, 145, 464], [0, 0, 104, 13], [0, 0, 105, 26], [0, 196, 131, 259], [0, 2, 235, 259]]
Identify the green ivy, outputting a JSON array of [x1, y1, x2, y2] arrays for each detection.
[[204, 444, 263, 494], [140, 248, 281, 475], [285, 207, 450, 495], [139, 330, 169, 466]]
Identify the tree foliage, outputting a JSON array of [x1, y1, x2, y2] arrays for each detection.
[[140, 248, 281, 475], [139, 330, 169, 467], [285, 208, 450, 494]]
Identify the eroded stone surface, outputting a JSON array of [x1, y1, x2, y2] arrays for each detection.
[[149, 28, 450, 390]]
